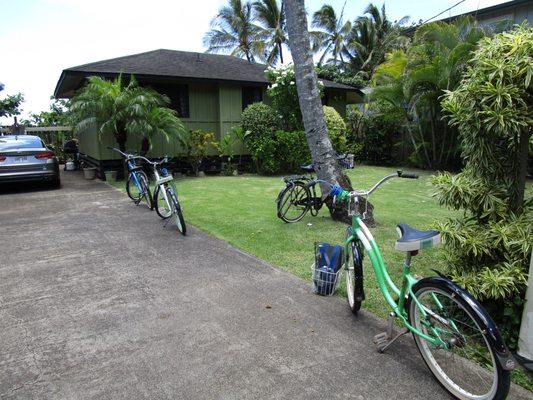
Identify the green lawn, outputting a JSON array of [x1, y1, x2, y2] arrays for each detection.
[[113, 165, 456, 317]]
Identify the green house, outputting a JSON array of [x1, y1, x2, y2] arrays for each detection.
[[54, 49, 363, 173]]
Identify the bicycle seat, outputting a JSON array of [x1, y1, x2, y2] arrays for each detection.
[[395, 223, 441, 252], [300, 163, 315, 173]]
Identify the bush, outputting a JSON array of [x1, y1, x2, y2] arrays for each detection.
[[323, 106, 347, 154], [345, 102, 405, 165], [185, 129, 218, 176], [265, 65, 324, 131], [241, 102, 280, 138], [436, 25, 533, 349], [275, 130, 311, 172], [241, 102, 281, 174]]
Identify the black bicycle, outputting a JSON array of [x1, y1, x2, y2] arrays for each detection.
[[276, 154, 354, 223]]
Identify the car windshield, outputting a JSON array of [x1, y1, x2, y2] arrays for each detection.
[[0, 137, 44, 150]]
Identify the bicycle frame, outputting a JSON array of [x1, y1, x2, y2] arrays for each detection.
[[344, 215, 448, 348], [152, 166, 173, 213]]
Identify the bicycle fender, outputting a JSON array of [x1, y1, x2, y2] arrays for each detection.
[[411, 276, 516, 371]]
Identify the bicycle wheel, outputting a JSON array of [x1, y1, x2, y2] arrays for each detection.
[[167, 187, 187, 236], [345, 231, 364, 314], [408, 280, 510, 400], [126, 173, 142, 202], [139, 173, 153, 209], [277, 182, 310, 223], [154, 185, 172, 219]]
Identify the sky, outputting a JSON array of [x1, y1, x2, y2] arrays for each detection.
[[0, 0, 510, 124]]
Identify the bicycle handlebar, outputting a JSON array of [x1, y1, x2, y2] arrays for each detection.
[[331, 170, 419, 204], [131, 155, 169, 167]]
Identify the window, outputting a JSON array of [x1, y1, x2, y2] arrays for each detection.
[[150, 84, 189, 118], [242, 87, 263, 110]]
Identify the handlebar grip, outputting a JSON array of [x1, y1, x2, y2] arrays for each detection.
[[398, 170, 419, 179]]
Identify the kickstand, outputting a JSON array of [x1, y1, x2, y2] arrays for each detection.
[[373, 312, 409, 353]]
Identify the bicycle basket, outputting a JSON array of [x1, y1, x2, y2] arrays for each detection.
[[312, 243, 344, 296]]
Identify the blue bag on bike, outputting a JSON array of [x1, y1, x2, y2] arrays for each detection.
[[313, 243, 344, 296]]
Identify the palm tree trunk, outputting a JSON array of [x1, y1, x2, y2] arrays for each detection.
[[278, 42, 284, 64], [284, 0, 373, 224]]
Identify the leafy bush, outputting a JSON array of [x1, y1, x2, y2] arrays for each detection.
[[185, 129, 219, 176], [435, 25, 533, 349], [345, 102, 405, 165], [265, 64, 324, 131], [322, 106, 347, 153], [275, 130, 311, 172], [241, 102, 281, 174], [241, 102, 280, 138]]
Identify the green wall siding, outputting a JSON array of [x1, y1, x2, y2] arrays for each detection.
[[77, 81, 349, 161]]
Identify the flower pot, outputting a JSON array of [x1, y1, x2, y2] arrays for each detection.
[[65, 161, 76, 171], [104, 170, 117, 182], [83, 167, 97, 180]]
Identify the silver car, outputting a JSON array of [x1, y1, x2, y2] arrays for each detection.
[[0, 135, 60, 187]]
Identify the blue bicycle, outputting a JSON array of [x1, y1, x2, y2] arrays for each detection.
[[109, 147, 153, 209]]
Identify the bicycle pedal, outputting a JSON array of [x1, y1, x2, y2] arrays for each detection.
[[373, 332, 390, 344]]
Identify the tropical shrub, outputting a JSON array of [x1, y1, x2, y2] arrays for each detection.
[[435, 25, 533, 348], [344, 102, 404, 165], [241, 102, 281, 173], [185, 129, 219, 176], [275, 130, 311, 172], [322, 106, 347, 153], [69, 75, 185, 178], [372, 18, 485, 170], [265, 64, 323, 131]]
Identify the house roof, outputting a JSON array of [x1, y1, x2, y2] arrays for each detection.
[[402, 0, 530, 36], [54, 49, 360, 98]]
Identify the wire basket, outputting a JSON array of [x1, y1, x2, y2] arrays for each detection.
[[311, 263, 342, 296]]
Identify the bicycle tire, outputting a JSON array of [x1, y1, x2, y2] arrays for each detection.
[[126, 174, 141, 202], [407, 279, 510, 400], [154, 185, 172, 219], [276, 182, 310, 223], [167, 186, 186, 235], [345, 230, 364, 314]]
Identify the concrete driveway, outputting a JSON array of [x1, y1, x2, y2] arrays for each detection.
[[0, 171, 530, 400]]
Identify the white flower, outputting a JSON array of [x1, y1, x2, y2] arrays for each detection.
[[318, 80, 324, 86], [290, 81, 295, 85], [271, 83, 278, 89]]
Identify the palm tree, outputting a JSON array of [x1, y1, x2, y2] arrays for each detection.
[[203, 0, 264, 62], [253, 0, 286, 64], [284, 0, 373, 224], [69, 75, 186, 178], [372, 18, 485, 169], [310, 4, 352, 66], [346, 3, 408, 77]]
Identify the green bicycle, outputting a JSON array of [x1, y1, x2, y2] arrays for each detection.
[[329, 171, 515, 400]]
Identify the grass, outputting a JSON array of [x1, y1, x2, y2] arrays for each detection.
[[112, 165, 533, 391]]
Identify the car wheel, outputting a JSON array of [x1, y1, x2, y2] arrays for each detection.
[[51, 178, 61, 188]]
